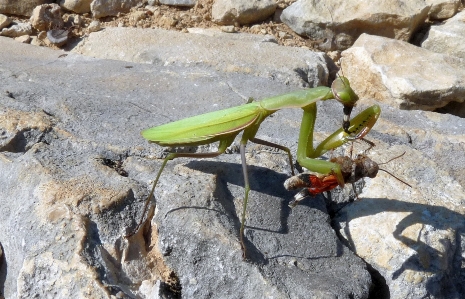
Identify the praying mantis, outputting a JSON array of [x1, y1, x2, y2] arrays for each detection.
[[135, 76, 381, 256]]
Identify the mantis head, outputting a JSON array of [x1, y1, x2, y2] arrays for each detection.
[[331, 76, 359, 133]]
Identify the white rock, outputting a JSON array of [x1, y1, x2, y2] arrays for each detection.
[[91, 0, 145, 18], [15, 35, 31, 43], [47, 28, 69, 46], [281, 0, 430, 51], [59, 0, 92, 14], [159, 0, 196, 7], [0, 13, 11, 30], [212, 0, 277, 25], [422, 10, 465, 59], [341, 34, 465, 112], [220, 25, 235, 33], [0, 22, 33, 37], [87, 20, 101, 33], [29, 3, 64, 32]]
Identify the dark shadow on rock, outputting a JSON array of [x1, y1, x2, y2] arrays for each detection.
[[0, 242, 6, 298]]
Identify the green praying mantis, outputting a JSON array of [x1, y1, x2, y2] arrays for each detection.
[[133, 76, 381, 256]]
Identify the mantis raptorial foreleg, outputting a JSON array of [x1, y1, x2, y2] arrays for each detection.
[[130, 77, 380, 258]]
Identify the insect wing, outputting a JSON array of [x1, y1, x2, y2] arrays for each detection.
[[141, 104, 262, 145]]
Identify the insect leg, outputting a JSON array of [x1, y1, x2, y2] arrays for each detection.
[[126, 138, 235, 238], [250, 137, 295, 175]]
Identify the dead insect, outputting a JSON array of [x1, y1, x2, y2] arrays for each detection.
[[285, 152, 411, 207]]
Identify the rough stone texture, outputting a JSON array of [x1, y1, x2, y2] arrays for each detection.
[[30, 3, 64, 32], [212, 0, 277, 25], [426, 0, 460, 20], [159, 0, 196, 7], [0, 22, 32, 38], [340, 34, 465, 115], [90, 0, 145, 18], [332, 112, 465, 299], [422, 10, 465, 59], [0, 14, 10, 30], [72, 27, 333, 88], [59, 0, 92, 14], [0, 36, 371, 299], [0, 0, 53, 16], [281, 0, 430, 51]]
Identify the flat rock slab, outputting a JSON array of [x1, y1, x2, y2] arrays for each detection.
[[71, 27, 332, 87], [0, 37, 371, 298]]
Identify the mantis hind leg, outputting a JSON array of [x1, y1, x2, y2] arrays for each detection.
[[239, 142, 250, 258], [126, 138, 234, 238]]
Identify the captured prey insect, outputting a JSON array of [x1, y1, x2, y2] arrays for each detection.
[[133, 76, 381, 256], [284, 151, 412, 207]]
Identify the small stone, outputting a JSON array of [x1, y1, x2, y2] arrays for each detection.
[[0, 22, 33, 37], [145, 5, 158, 13], [191, 15, 201, 22], [30, 3, 64, 32], [159, 0, 196, 7], [278, 31, 287, 38], [220, 25, 236, 33], [15, 35, 31, 43], [47, 29, 69, 46], [117, 22, 125, 28], [88, 20, 101, 33], [0, 14, 12, 30], [73, 14, 83, 26], [129, 11, 147, 22], [160, 16, 178, 27], [30, 36, 44, 46]]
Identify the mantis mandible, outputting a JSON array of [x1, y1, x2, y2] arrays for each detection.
[[134, 77, 380, 255]]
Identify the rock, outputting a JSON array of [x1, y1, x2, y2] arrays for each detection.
[[30, 3, 64, 32], [0, 36, 373, 299], [46, 28, 70, 46], [0, 0, 53, 17], [212, 0, 277, 25], [72, 27, 332, 88], [332, 111, 465, 298], [159, 0, 196, 7], [128, 10, 147, 22], [91, 0, 145, 18], [59, 0, 92, 14], [87, 20, 101, 33], [159, 15, 178, 27], [281, 0, 430, 51], [15, 35, 31, 43], [426, 0, 460, 20], [0, 22, 32, 37], [0, 13, 11, 30], [340, 34, 465, 115], [30, 35, 44, 46], [220, 25, 235, 33], [422, 10, 465, 60]]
